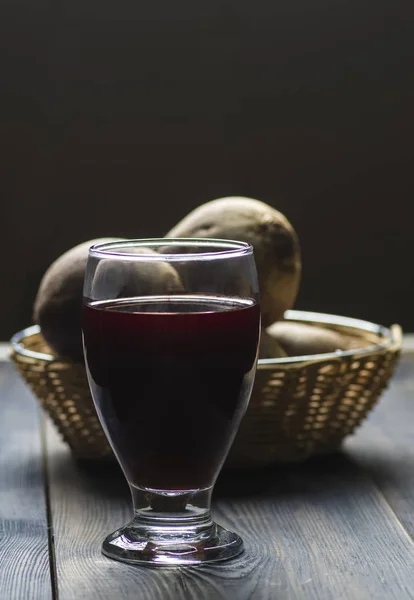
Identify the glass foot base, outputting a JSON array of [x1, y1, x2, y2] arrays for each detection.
[[102, 521, 244, 566]]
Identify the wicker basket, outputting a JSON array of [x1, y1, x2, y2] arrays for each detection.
[[10, 310, 402, 467]]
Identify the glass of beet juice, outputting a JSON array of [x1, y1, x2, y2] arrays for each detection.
[[82, 239, 260, 566]]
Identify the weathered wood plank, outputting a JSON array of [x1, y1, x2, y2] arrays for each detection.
[[346, 355, 414, 539], [46, 357, 414, 600], [0, 364, 52, 600], [46, 422, 262, 600], [212, 453, 414, 600]]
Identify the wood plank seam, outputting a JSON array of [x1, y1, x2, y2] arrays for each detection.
[[348, 451, 414, 548], [0, 364, 53, 599], [40, 412, 60, 600]]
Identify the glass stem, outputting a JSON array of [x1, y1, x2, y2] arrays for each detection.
[[129, 485, 216, 542]]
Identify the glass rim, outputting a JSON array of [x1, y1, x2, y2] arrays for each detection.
[[88, 238, 254, 261]]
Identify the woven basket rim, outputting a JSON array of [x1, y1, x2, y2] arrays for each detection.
[[260, 310, 402, 368], [10, 310, 402, 369]]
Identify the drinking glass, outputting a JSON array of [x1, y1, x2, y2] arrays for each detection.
[[82, 239, 260, 566]]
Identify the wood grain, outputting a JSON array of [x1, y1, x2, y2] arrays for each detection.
[[346, 355, 414, 539], [44, 358, 414, 600], [0, 364, 52, 600]]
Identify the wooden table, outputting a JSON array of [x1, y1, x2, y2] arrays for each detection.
[[1, 345, 414, 600]]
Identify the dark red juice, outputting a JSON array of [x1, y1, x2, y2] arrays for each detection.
[[83, 295, 260, 491]]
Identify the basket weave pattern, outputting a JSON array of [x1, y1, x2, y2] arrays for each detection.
[[11, 318, 401, 466], [13, 334, 111, 459], [228, 346, 399, 466]]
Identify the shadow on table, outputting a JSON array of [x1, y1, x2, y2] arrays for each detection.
[[43, 447, 372, 504], [215, 451, 364, 499], [41, 451, 130, 502]]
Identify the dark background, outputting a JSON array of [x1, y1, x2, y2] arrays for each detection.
[[1, 0, 413, 339]]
